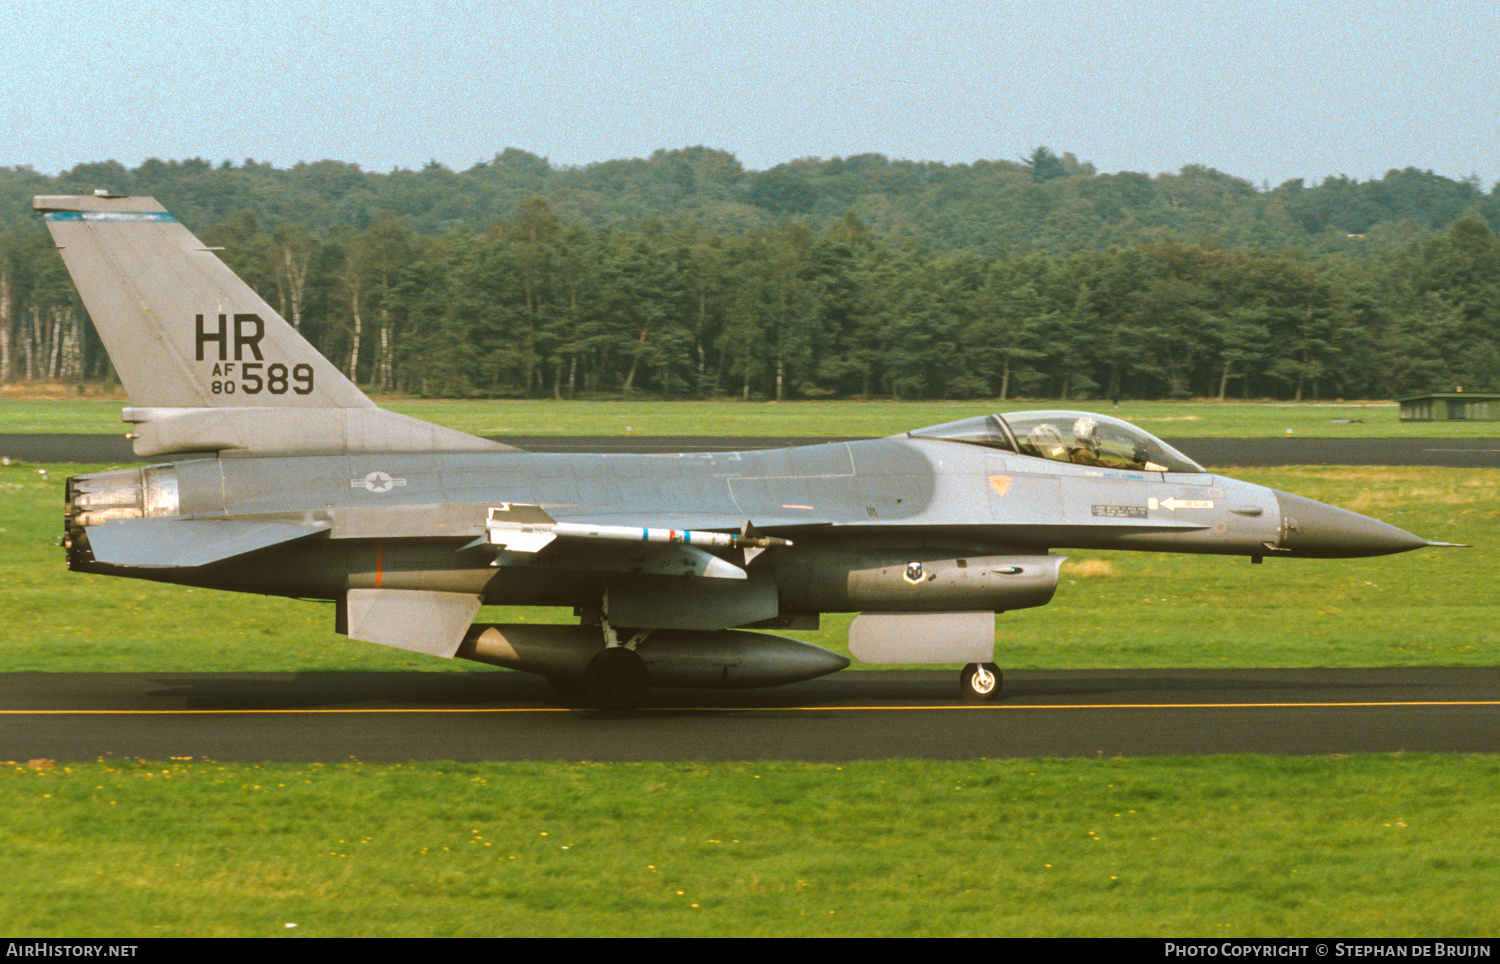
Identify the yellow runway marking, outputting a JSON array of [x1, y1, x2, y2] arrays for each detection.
[[3, 700, 1498, 716]]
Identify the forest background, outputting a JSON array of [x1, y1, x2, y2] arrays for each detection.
[[1, 147, 1497, 403]]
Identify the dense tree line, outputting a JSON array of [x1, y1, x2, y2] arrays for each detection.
[[1, 151, 1496, 400]]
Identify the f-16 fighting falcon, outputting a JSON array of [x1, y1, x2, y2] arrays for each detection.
[[36, 193, 1458, 708]]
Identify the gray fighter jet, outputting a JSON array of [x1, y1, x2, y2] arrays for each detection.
[[37, 193, 1456, 707]]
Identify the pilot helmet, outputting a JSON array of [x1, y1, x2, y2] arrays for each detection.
[[1027, 422, 1068, 460], [1072, 417, 1101, 452]]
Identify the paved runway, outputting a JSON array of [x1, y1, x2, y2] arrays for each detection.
[[5, 668, 1497, 763], [4, 433, 1500, 467]]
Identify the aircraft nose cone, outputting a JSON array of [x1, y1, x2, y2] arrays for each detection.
[[1272, 490, 1429, 558]]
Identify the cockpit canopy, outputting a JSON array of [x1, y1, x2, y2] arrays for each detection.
[[907, 411, 1205, 474]]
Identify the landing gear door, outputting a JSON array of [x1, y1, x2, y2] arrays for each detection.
[[848, 611, 996, 664]]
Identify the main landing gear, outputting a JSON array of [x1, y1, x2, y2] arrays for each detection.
[[583, 646, 650, 710], [960, 662, 1002, 702], [579, 603, 654, 710]]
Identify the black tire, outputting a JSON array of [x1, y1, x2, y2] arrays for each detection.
[[583, 647, 650, 710], [960, 662, 1002, 702]]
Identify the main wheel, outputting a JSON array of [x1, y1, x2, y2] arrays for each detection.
[[584, 647, 650, 710], [960, 662, 1002, 702]]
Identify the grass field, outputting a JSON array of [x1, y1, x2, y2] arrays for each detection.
[[3, 395, 1499, 439], [1, 405, 1495, 937], [3, 756, 1498, 937]]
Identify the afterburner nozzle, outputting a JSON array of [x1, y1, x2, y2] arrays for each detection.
[[1271, 490, 1431, 558]]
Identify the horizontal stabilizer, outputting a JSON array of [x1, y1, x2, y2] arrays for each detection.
[[84, 517, 329, 568]]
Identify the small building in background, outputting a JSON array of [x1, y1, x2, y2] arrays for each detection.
[[1397, 391, 1500, 421]]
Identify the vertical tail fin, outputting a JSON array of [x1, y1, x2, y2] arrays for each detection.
[[36, 193, 367, 410], [35, 194, 507, 457]]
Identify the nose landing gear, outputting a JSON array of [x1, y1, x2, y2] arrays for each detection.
[[960, 662, 1002, 702]]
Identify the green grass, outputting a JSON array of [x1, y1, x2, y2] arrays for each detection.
[[3, 396, 1499, 438], [2, 755, 1496, 937], [2, 462, 1492, 672]]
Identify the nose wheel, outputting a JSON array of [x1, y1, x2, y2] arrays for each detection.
[[960, 662, 1002, 702]]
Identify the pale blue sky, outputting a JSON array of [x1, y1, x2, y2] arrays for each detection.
[[4, 0, 1496, 185]]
